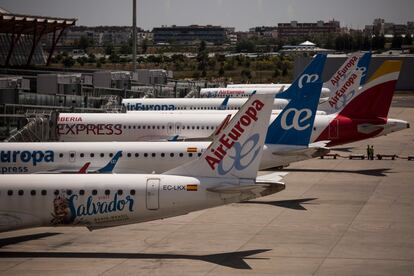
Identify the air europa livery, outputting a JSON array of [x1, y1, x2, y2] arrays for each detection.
[[202, 52, 370, 98], [3, 68, 327, 175], [205, 99, 264, 170], [0, 93, 290, 233], [58, 61, 408, 147]]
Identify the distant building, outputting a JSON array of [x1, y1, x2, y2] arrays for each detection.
[[249, 26, 278, 38], [277, 20, 340, 39], [152, 25, 226, 45], [364, 19, 413, 37], [280, 40, 335, 54]]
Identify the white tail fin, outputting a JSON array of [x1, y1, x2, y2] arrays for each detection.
[[319, 67, 364, 114], [164, 93, 275, 179], [323, 53, 361, 92]]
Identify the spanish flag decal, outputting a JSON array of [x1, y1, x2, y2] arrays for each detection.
[[186, 184, 198, 191], [187, 147, 197, 153]]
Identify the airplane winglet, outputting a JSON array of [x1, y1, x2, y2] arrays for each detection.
[[78, 162, 91, 174], [96, 151, 122, 173]]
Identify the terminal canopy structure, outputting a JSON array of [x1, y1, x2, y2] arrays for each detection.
[[0, 8, 76, 66]]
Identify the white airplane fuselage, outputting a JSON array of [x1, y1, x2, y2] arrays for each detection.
[[0, 142, 320, 174], [57, 112, 408, 147], [0, 174, 283, 233]]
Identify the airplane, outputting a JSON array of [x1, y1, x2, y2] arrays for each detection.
[[200, 52, 370, 98], [57, 60, 408, 147], [1, 67, 327, 174], [0, 92, 288, 233], [122, 52, 370, 113]]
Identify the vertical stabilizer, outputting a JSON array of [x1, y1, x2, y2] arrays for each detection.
[[164, 93, 274, 179]]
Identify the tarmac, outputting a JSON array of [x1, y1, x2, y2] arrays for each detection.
[[0, 98, 413, 275]]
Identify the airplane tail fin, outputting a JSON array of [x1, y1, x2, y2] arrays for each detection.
[[323, 53, 361, 92], [218, 96, 230, 110], [338, 60, 402, 119], [276, 54, 326, 99], [96, 151, 122, 173], [265, 81, 323, 146], [357, 52, 372, 86], [164, 93, 274, 179]]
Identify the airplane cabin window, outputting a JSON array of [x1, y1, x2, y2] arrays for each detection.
[[162, 126, 165, 129], [117, 189, 123, 195], [54, 190, 59, 196], [135, 153, 139, 157], [152, 126, 155, 129], [138, 126, 141, 129], [196, 126, 200, 130], [70, 153, 75, 158], [41, 190, 47, 196], [144, 153, 148, 157], [18, 190, 23, 196], [143, 126, 146, 129], [161, 153, 165, 157], [130, 189, 136, 195], [79, 190, 85, 195], [92, 190, 98, 195], [198, 153, 202, 157], [100, 153, 104, 158], [59, 153, 64, 158], [123, 125, 127, 129], [30, 190, 36, 196], [109, 153, 114, 157], [179, 153, 183, 157], [67, 190, 72, 195], [127, 153, 132, 157], [170, 153, 174, 157], [7, 190, 12, 196], [188, 153, 193, 157], [105, 189, 110, 195], [128, 126, 131, 129], [152, 153, 156, 157], [80, 153, 84, 158], [90, 153, 95, 158]]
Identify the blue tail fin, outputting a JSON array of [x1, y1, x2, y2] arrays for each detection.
[[276, 54, 326, 99], [357, 52, 372, 86], [96, 151, 122, 173], [218, 96, 230, 110], [265, 81, 323, 146]]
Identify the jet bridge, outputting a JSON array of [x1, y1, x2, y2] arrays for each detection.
[[4, 110, 58, 142]]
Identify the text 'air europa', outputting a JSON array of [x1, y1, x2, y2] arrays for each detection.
[[205, 99, 265, 170]]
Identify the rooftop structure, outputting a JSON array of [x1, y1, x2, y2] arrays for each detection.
[[0, 7, 76, 66], [277, 20, 340, 39], [153, 25, 226, 45]]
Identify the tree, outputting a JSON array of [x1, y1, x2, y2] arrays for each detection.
[[62, 56, 75, 68], [391, 35, 403, 49], [120, 42, 132, 54], [236, 40, 256, 52], [142, 39, 148, 54], [218, 65, 225, 77], [404, 33, 413, 45], [197, 40, 208, 72], [78, 36, 93, 50], [104, 43, 114, 55], [109, 52, 120, 63]]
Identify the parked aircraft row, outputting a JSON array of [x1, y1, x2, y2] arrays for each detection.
[[0, 53, 409, 234], [122, 52, 370, 111]]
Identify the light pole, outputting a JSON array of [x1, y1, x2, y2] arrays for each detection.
[[132, 0, 137, 72]]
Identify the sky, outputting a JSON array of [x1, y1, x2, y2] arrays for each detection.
[[1, 0, 413, 31]]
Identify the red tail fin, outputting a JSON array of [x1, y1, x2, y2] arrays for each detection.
[[339, 61, 402, 119]]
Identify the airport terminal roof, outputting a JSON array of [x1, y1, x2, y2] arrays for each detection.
[[0, 8, 76, 35], [0, 7, 77, 66]]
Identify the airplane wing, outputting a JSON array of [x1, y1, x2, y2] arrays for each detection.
[[272, 144, 330, 158], [207, 172, 288, 195]]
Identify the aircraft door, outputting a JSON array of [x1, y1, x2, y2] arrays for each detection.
[[329, 119, 339, 139], [146, 178, 160, 210]]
